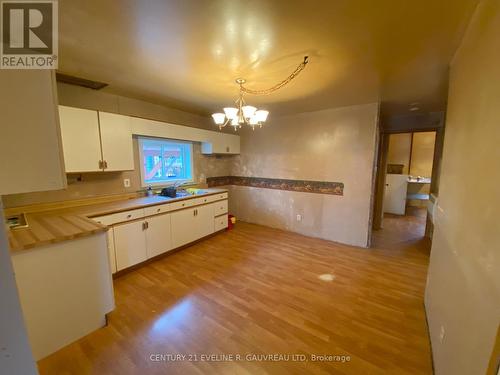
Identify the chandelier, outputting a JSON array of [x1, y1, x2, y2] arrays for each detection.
[[211, 56, 309, 131]]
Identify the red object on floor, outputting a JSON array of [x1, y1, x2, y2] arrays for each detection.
[[227, 214, 235, 230]]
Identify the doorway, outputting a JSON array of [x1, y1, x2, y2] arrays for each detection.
[[372, 130, 441, 248]]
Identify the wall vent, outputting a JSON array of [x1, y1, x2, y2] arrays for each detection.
[[56, 72, 108, 90]]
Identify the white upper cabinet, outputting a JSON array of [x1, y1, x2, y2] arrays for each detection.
[[225, 133, 241, 154], [0, 70, 66, 195], [130, 116, 240, 155], [98, 112, 134, 171], [58, 106, 134, 173], [58, 105, 238, 175], [201, 133, 240, 154], [59, 106, 102, 173]]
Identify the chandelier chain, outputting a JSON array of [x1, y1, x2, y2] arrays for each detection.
[[239, 56, 309, 96]]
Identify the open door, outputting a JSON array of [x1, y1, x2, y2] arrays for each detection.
[[384, 174, 408, 215]]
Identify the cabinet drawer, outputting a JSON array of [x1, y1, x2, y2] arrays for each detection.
[[144, 203, 172, 217], [213, 200, 228, 217], [169, 198, 196, 211], [206, 192, 228, 203], [92, 208, 145, 226], [169, 196, 210, 211], [214, 215, 228, 232]]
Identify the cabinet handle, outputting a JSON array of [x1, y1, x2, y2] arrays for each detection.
[[142, 222, 146, 230], [157, 208, 161, 212], [146, 221, 149, 229], [103, 160, 108, 169], [98, 160, 103, 169], [126, 214, 132, 218]]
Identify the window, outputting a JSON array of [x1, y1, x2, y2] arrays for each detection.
[[138, 137, 193, 187]]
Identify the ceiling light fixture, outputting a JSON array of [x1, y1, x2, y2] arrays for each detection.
[[211, 56, 309, 131]]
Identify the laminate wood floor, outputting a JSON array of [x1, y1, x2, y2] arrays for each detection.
[[38, 216, 432, 375]]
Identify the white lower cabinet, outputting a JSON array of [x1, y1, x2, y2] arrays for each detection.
[[145, 213, 172, 258], [113, 220, 147, 271], [99, 196, 228, 273], [171, 207, 200, 248], [196, 204, 216, 239], [214, 215, 228, 232], [171, 204, 215, 248]]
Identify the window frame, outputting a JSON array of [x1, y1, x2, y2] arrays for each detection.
[[138, 136, 194, 188]]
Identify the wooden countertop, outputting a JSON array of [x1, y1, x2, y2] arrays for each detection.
[[7, 189, 227, 252]]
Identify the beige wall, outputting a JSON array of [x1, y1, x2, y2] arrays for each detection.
[[2, 84, 235, 208], [387, 133, 412, 174], [425, 1, 500, 374], [410, 131, 436, 177], [229, 103, 379, 247]]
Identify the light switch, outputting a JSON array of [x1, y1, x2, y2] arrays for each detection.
[[123, 178, 131, 188]]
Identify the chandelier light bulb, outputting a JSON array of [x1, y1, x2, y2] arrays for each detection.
[[242, 105, 257, 119], [255, 110, 269, 122], [223, 107, 238, 120], [249, 115, 259, 125], [211, 113, 225, 125]]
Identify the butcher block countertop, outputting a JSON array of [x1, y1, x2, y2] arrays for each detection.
[[7, 189, 228, 252]]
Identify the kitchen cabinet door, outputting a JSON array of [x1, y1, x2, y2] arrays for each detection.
[[171, 205, 215, 249], [171, 207, 198, 249], [145, 213, 172, 258], [0, 70, 66, 194], [113, 220, 147, 271], [59, 106, 102, 172], [106, 227, 117, 274], [225, 134, 240, 154], [98, 112, 134, 171], [201, 133, 240, 154], [196, 204, 215, 239]]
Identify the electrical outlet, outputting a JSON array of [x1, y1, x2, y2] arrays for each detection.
[[296, 214, 302, 222], [439, 326, 445, 343], [123, 178, 131, 188]]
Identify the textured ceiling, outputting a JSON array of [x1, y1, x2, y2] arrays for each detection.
[[58, 0, 478, 117]]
